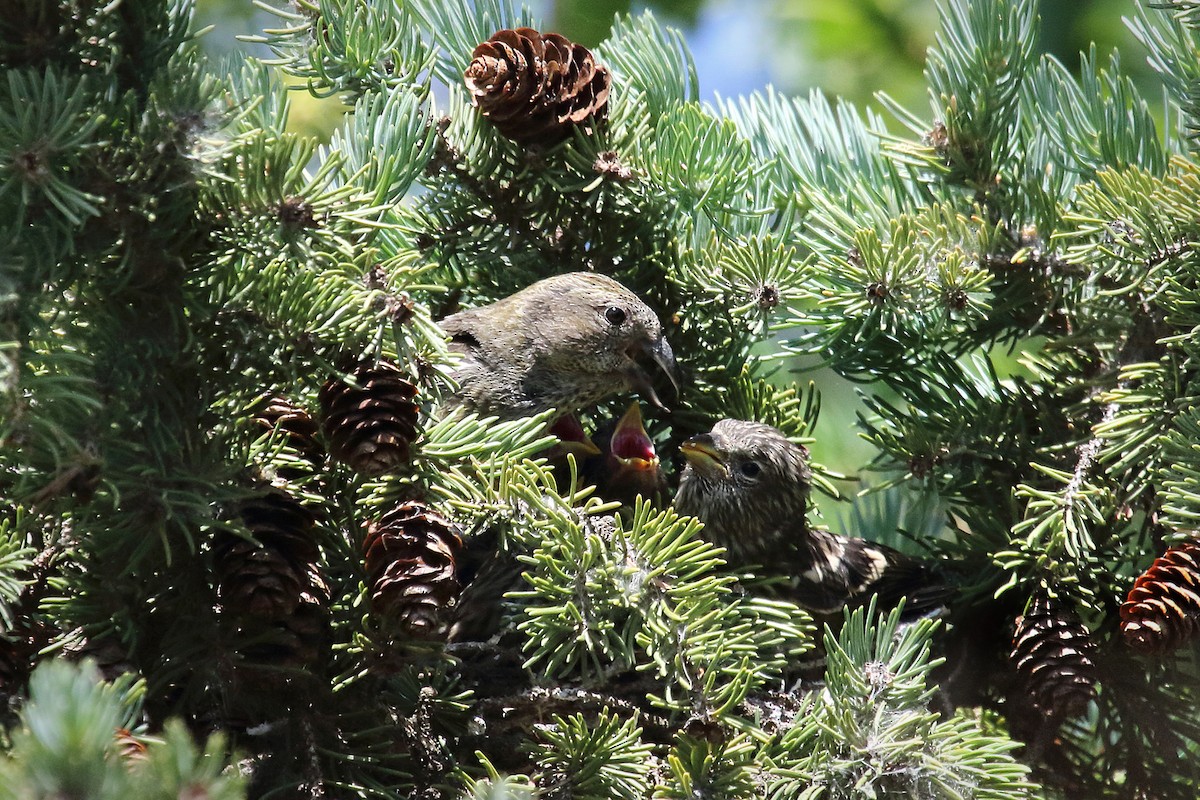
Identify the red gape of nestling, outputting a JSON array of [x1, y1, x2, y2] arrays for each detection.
[[582, 403, 667, 508], [438, 273, 678, 420], [543, 403, 666, 507], [673, 419, 950, 617]]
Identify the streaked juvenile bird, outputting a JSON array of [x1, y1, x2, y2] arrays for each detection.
[[673, 419, 949, 617], [439, 272, 678, 419]]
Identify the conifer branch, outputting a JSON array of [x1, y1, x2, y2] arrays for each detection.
[[12, 0, 1200, 794]]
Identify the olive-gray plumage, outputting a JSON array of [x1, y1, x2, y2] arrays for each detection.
[[674, 419, 948, 616], [439, 272, 677, 419]]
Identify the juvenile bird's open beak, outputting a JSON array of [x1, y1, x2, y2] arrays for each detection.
[[549, 413, 601, 458], [625, 335, 679, 412], [608, 402, 658, 471], [680, 433, 729, 479]]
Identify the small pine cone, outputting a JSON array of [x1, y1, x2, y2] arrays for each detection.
[[319, 361, 419, 477], [1121, 540, 1200, 654], [215, 492, 326, 621], [250, 395, 324, 476], [464, 27, 611, 146], [1011, 594, 1097, 718], [364, 501, 463, 639]]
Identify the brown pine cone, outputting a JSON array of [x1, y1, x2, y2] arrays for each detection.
[[1011, 594, 1097, 718], [236, 597, 332, 671], [250, 395, 324, 477], [319, 361, 419, 476], [215, 492, 327, 621], [464, 27, 611, 146], [1121, 539, 1200, 654], [364, 501, 463, 639]]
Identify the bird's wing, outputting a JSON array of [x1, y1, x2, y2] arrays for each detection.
[[788, 530, 953, 619]]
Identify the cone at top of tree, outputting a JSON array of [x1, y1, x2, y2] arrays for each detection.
[[465, 27, 611, 146]]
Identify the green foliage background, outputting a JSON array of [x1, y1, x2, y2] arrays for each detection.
[[6, 0, 1200, 797], [191, 0, 1176, 513]]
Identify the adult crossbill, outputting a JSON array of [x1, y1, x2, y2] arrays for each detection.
[[439, 273, 678, 419], [673, 419, 949, 617]]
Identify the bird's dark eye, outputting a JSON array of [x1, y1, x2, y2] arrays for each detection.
[[605, 306, 627, 326], [739, 461, 761, 479]]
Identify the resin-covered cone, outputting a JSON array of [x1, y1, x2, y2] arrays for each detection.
[[465, 27, 611, 146], [1011, 594, 1097, 718], [1121, 539, 1200, 654], [320, 360, 419, 477], [364, 501, 463, 639]]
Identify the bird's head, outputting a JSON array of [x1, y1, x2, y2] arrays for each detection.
[[533, 273, 678, 411], [674, 419, 811, 558]]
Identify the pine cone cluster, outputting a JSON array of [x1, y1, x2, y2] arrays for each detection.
[[464, 27, 611, 146], [250, 395, 324, 480], [320, 361, 420, 477], [1121, 539, 1200, 654], [1011, 594, 1097, 718], [364, 501, 463, 639]]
